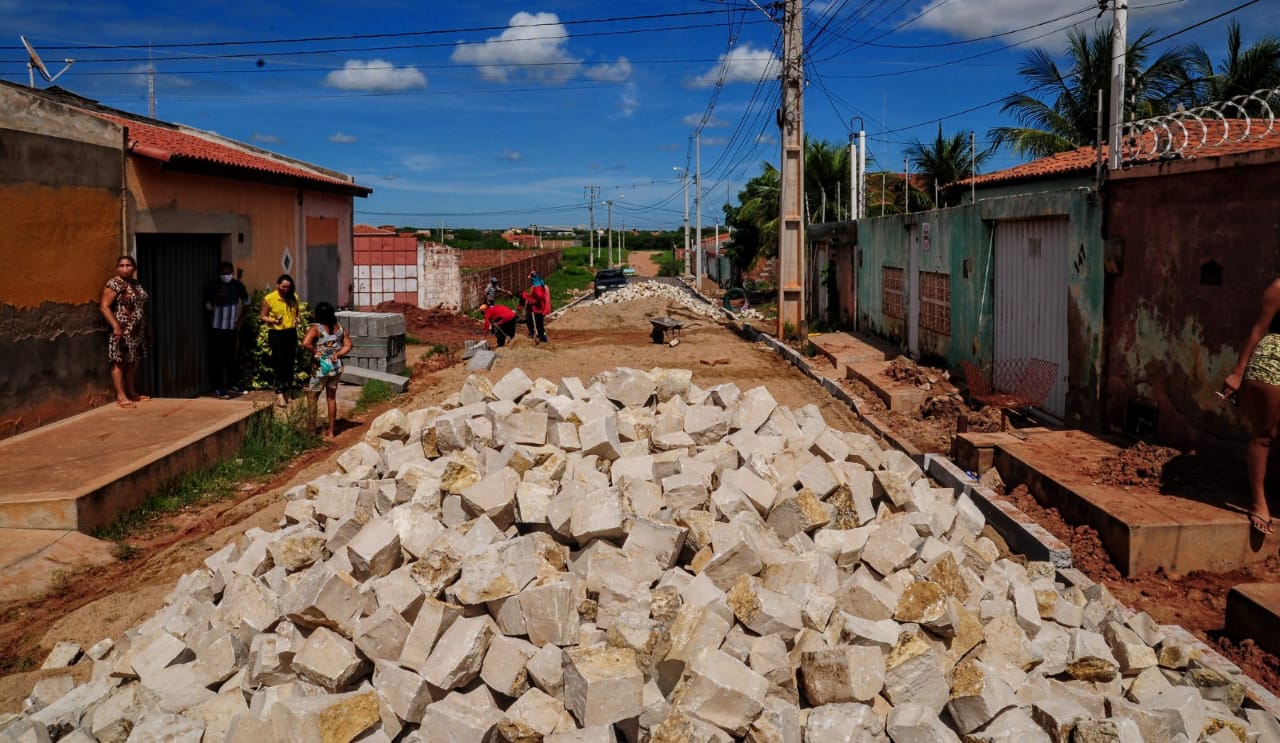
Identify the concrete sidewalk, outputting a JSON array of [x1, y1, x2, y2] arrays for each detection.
[[0, 398, 265, 602]]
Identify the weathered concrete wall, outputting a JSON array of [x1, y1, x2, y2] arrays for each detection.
[[854, 186, 1105, 424], [0, 86, 124, 437], [420, 245, 462, 310], [1104, 152, 1280, 453]]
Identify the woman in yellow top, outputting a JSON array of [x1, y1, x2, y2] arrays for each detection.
[[259, 274, 301, 406]]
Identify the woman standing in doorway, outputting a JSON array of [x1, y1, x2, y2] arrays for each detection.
[[260, 274, 301, 406], [100, 255, 150, 408], [1222, 277, 1280, 535]]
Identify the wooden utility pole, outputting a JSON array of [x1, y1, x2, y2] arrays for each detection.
[[777, 0, 805, 340]]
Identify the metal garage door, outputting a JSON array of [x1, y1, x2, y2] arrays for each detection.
[[136, 233, 223, 398], [993, 218, 1069, 419]]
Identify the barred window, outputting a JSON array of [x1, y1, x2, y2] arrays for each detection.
[[919, 270, 951, 335], [883, 266, 905, 319]]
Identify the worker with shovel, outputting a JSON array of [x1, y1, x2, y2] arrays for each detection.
[[479, 303, 519, 348]]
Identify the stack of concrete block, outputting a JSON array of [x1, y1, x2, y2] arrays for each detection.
[[7, 366, 1279, 743], [337, 311, 407, 374]]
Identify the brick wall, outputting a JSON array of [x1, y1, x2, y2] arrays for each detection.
[[354, 234, 419, 306], [459, 249, 540, 268], [419, 245, 462, 309], [461, 251, 564, 311], [414, 246, 564, 312]]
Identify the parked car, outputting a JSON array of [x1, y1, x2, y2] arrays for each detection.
[[593, 268, 628, 298], [622, 267, 638, 277]]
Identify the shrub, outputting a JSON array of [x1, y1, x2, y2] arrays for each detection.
[[654, 252, 684, 277], [241, 289, 312, 390]]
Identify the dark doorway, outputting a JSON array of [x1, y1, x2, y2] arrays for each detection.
[[135, 233, 223, 397]]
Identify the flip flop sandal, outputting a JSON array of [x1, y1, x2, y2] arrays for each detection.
[[116, 400, 136, 409], [1249, 511, 1274, 535]]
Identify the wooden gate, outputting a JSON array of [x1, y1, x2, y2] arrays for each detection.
[[136, 233, 223, 398], [993, 218, 1069, 419]]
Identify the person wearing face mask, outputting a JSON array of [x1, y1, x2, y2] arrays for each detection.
[[205, 261, 250, 399]]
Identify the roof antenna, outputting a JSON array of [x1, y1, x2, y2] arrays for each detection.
[[147, 43, 156, 119], [20, 36, 74, 88]]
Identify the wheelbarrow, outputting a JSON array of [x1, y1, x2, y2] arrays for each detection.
[[650, 317, 683, 344]]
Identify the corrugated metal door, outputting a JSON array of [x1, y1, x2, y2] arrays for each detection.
[[993, 218, 1069, 418], [136, 233, 223, 398], [907, 225, 921, 355]]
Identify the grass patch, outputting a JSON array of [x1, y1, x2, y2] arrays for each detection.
[[405, 334, 424, 345], [426, 342, 449, 356], [94, 409, 321, 542], [354, 380, 397, 413]]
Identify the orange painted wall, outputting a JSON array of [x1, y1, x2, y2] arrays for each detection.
[[0, 183, 121, 308], [127, 160, 355, 303], [127, 159, 298, 293]]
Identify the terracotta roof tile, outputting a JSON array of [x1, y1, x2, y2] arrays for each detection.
[[965, 120, 1280, 187], [354, 224, 396, 235], [92, 112, 370, 195]]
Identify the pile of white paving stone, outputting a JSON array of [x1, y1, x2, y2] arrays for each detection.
[[588, 280, 757, 320], [7, 366, 1279, 743]]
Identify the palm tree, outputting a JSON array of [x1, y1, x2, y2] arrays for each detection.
[[804, 138, 852, 222], [724, 163, 780, 270], [991, 26, 1192, 158], [1182, 21, 1280, 110], [909, 125, 994, 207]]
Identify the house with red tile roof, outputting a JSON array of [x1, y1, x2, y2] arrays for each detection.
[[0, 79, 370, 437]]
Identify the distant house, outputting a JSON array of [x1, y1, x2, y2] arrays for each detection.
[[0, 80, 370, 437]]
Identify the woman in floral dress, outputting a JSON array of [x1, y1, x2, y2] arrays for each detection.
[[99, 255, 150, 408]]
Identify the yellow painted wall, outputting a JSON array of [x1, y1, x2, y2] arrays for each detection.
[[0, 184, 121, 308]]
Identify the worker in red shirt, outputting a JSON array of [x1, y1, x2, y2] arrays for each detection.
[[521, 271, 552, 345], [479, 303, 519, 347]]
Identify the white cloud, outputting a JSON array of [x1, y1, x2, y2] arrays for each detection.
[[251, 132, 283, 144], [691, 44, 781, 88], [682, 113, 729, 128], [403, 154, 438, 172], [451, 11, 581, 84], [328, 132, 357, 144], [616, 85, 639, 119], [586, 57, 632, 82], [911, 0, 1100, 48], [756, 132, 778, 145], [502, 149, 523, 162], [324, 59, 426, 92], [702, 136, 729, 147], [124, 63, 192, 89]]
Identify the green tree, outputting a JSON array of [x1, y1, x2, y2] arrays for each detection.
[[1182, 21, 1280, 110], [991, 26, 1191, 158], [724, 163, 780, 272], [909, 125, 993, 207], [804, 138, 853, 222]]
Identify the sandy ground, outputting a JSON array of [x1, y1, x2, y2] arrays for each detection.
[[0, 292, 871, 712]]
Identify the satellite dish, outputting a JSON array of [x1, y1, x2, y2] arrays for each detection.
[[20, 36, 74, 88]]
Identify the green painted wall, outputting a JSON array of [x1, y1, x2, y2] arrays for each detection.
[[854, 184, 1106, 423]]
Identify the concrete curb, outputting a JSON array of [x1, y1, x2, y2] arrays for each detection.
[[924, 454, 1073, 568]]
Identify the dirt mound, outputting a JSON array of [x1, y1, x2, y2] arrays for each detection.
[[1090, 441, 1182, 489], [372, 301, 484, 349], [883, 357, 953, 392]]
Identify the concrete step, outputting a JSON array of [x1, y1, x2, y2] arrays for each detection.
[[846, 361, 927, 413], [0, 529, 116, 602], [1226, 583, 1280, 657], [809, 332, 898, 374], [991, 430, 1279, 576], [0, 398, 264, 533]]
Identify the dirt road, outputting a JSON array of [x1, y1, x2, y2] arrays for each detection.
[[0, 291, 871, 711], [627, 248, 663, 277]]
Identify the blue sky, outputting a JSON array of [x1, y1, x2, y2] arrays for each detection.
[[3, 0, 1275, 230]]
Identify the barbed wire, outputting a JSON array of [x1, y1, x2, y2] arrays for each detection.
[[1122, 85, 1279, 163]]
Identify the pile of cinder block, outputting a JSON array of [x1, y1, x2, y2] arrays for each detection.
[[337, 311, 407, 374], [12, 367, 1279, 742]]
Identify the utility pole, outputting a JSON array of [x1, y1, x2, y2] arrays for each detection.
[[777, 0, 805, 339], [1108, 0, 1128, 170], [606, 200, 614, 267], [695, 130, 703, 286], [147, 45, 156, 119], [585, 186, 600, 267], [675, 167, 690, 269]]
